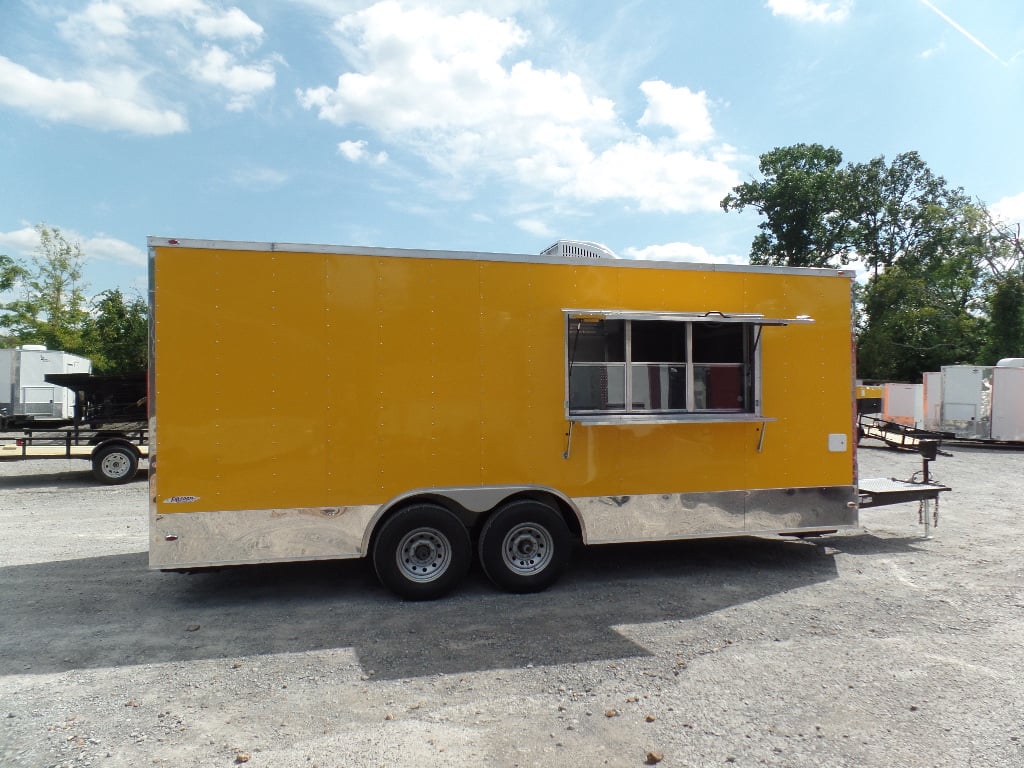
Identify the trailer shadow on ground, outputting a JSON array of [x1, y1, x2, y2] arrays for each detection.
[[0, 532, 929, 680]]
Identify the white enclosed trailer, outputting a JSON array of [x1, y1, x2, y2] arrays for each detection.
[[938, 365, 992, 439], [922, 371, 943, 432], [0, 346, 92, 429], [882, 383, 923, 428], [990, 359, 1024, 442]]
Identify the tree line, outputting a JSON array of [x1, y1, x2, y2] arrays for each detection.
[[721, 144, 1024, 381], [4, 152, 1023, 383], [0, 224, 147, 374]]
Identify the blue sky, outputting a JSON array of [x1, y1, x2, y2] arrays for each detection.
[[1, 0, 1023, 298]]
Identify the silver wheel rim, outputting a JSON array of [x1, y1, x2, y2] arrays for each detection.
[[396, 527, 451, 583], [101, 452, 131, 479], [501, 523, 554, 575]]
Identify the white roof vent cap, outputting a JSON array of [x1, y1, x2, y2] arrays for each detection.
[[541, 239, 618, 260]]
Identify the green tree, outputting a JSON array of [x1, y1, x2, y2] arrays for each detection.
[[720, 143, 854, 267], [846, 152, 959, 277], [982, 275, 1024, 361], [85, 289, 149, 374], [1, 253, 25, 292], [1, 224, 90, 354], [978, 216, 1024, 362], [722, 146, 1001, 380], [851, 178, 988, 380], [856, 217, 987, 380]]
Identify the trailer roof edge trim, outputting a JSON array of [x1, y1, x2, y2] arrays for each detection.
[[565, 309, 814, 325], [147, 237, 851, 278]]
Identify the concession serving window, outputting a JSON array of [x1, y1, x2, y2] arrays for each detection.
[[564, 310, 814, 425]]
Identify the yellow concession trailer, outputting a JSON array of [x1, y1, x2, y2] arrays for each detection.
[[149, 237, 861, 599]]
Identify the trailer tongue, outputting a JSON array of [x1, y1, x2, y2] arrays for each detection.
[[858, 440, 951, 538]]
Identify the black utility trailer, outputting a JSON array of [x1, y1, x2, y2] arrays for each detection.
[[1, 372, 148, 483]]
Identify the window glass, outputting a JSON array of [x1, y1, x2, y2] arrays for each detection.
[[694, 366, 747, 410], [631, 364, 687, 410], [571, 320, 625, 363], [570, 364, 626, 411], [631, 320, 687, 362], [567, 315, 757, 417], [692, 324, 745, 363]]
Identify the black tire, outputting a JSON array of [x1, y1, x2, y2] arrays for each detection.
[[91, 444, 139, 484], [478, 499, 571, 594], [372, 504, 472, 600]]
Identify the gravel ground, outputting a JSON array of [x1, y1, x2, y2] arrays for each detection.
[[1, 443, 1022, 768]]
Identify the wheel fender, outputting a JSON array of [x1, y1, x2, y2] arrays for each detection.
[[90, 438, 141, 460], [361, 485, 584, 555]]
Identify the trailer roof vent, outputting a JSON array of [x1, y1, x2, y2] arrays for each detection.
[[541, 240, 618, 260]]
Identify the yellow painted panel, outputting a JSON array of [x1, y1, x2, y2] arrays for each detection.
[[153, 245, 854, 515]]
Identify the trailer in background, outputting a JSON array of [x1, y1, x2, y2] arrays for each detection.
[[990, 359, 1024, 441], [937, 365, 992, 439], [44, 371, 147, 428], [0, 425, 147, 483], [926, 359, 1024, 442], [882, 383, 923, 428], [922, 371, 943, 432], [0, 346, 91, 430], [855, 384, 883, 415]]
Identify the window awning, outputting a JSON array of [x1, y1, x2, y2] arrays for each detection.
[[564, 309, 814, 326]]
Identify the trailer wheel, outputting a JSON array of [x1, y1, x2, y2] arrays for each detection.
[[478, 499, 571, 593], [92, 444, 139, 484], [372, 504, 472, 600]]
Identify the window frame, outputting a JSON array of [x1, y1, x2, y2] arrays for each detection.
[[563, 309, 813, 425]]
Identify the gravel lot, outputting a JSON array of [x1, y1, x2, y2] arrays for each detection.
[[1, 443, 1022, 768]]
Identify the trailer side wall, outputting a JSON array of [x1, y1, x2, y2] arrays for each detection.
[[150, 241, 855, 567]]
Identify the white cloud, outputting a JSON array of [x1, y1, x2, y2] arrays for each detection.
[[298, 2, 740, 213], [83, 236, 147, 267], [569, 140, 741, 212], [991, 192, 1024, 225], [230, 166, 289, 186], [66, 1, 132, 38], [0, 227, 42, 257], [516, 218, 555, 238], [765, 0, 852, 23], [194, 7, 264, 39], [41, 1, 280, 122], [188, 46, 276, 110], [120, 0, 206, 16], [623, 242, 746, 265], [0, 227, 144, 267], [337, 140, 389, 165], [637, 81, 714, 145], [0, 55, 188, 134]]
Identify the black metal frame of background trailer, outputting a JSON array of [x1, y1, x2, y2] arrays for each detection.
[[856, 412, 953, 451], [2, 425, 148, 457], [44, 371, 147, 428], [1, 372, 147, 432]]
